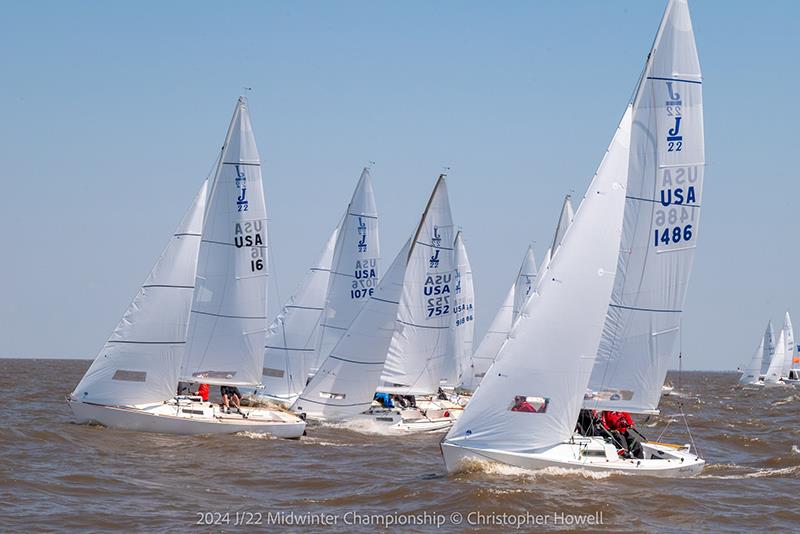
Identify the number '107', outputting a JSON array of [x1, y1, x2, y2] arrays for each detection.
[[654, 225, 693, 247]]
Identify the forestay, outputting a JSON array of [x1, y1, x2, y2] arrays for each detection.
[[587, 0, 705, 413], [181, 97, 269, 387], [445, 107, 630, 452], [316, 169, 380, 369], [380, 175, 455, 395], [292, 239, 410, 419], [72, 182, 207, 406], [261, 228, 338, 399]]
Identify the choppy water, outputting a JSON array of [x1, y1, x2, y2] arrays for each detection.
[[1, 359, 798, 533]]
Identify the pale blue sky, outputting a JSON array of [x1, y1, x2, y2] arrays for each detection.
[[1, 1, 797, 369]]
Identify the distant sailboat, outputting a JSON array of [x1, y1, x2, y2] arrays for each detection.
[[69, 98, 306, 437], [761, 321, 776, 377], [739, 335, 765, 386], [443, 0, 706, 476], [780, 312, 796, 381], [764, 328, 786, 385]]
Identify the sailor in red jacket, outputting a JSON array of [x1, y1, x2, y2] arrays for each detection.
[[601, 410, 643, 459], [192, 383, 209, 402]]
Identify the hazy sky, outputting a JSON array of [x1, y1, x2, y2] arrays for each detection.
[[1, 1, 797, 369]]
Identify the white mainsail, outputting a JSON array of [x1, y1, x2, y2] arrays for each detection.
[[467, 284, 514, 389], [450, 231, 476, 387], [551, 194, 575, 253], [380, 174, 455, 395], [181, 97, 269, 386], [261, 228, 338, 399], [512, 246, 537, 326], [587, 0, 704, 413], [781, 312, 795, 376], [316, 168, 380, 369], [762, 320, 776, 375], [292, 239, 410, 419], [445, 107, 630, 451], [72, 182, 207, 406], [739, 336, 764, 385], [534, 248, 552, 289], [764, 328, 786, 384]]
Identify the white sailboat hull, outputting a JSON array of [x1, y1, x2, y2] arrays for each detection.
[[441, 437, 705, 478], [68, 398, 306, 438], [356, 405, 456, 433]]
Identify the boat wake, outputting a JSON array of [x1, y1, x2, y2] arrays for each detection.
[[699, 464, 800, 479], [320, 419, 406, 436], [770, 395, 798, 407], [235, 431, 278, 441], [456, 458, 618, 480]]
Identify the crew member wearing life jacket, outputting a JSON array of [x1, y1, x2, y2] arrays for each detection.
[[601, 410, 643, 459], [192, 383, 209, 402]]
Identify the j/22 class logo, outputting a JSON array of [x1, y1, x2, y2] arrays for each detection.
[[665, 81, 683, 153], [357, 216, 367, 252], [235, 165, 249, 212]]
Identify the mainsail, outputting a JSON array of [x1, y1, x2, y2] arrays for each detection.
[[445, 107, 630, 451], [512, 246, 537, 326], [261, 228, 338, 399], [292, 239, 410, 419], [739, 336, 764, 385], [551, 194, 575, 253], [587, 0, 705, 413], [781, 312, 796, 376], [72, 182, 207, 406], [450, 231, 475, 387], [762, 320, 776, 375], [316, 168, 380, 368], [764, 328, 786, 384], [380, 174, 455, 395], [181, 97, 269, 387]]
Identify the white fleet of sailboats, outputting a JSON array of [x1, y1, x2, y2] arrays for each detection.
[[67, 0, 723, 478], [745, 312, 799, 386]]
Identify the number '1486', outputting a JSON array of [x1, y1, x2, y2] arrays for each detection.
[[654, 224, 693, 247]]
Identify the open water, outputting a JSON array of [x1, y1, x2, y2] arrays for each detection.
[[1, 359, 798, 533]]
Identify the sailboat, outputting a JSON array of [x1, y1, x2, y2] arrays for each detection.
[[259, 168, 380, 405], [739, 335, 765, 386], [764, 327, 787, 385], [443, 0, 706, 477], [762, 320, 776, 378], [780, 312, 799, 384], [360, 174, 461, 432], [69, 98, 306, 437]]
